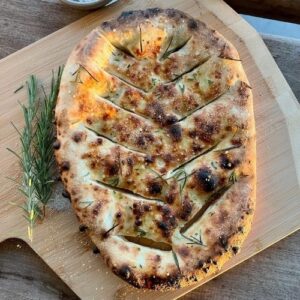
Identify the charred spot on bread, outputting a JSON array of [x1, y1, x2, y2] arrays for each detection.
[[195, 167, 218, 192], [148, 182, 163, 195], [114, 265, 133, 281], [143, 204, 151, 211], [156, 221, 168, 232], [149, 102, 167, 125], [238, 82, 251, 99], [132, 203, 144, 218], [72, 131, 84, 143], [144, 155, 154, 164], [126, 157, 134, 167], [62, 189, 70, 199], [60, 161, 70, 171], [92, 203, 102, 216], [165, 115, 178, 125], [143, 273, 181, 290], [53, 139, 61, 150], [154, 255, 161, 262], [179, 196, 193, 220], [188, 19, 198, 31], [178, 246, 190, 258], [92, 246, 100, 254], [79, 224, 88, 232], [135, 219, 143, 226], [206, 257, 213, 264], [219, 153, 238, 170], [86, 118, 93, 125], [166, 192, 176, 204], [115, 211, 122, 218], [197, 260, 204, 269], [232, 246, 239, 254], [168, 124, 182, 142], [105, 160, 120, 176], [218, 235, 229, 250]]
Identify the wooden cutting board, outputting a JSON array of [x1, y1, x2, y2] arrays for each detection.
[[1, 0, 300, 299]]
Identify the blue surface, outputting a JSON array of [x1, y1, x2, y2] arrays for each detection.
[[241, 14, 300, 39]]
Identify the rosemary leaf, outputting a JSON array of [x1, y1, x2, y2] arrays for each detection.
[[80, 200, 94, 208], [107, 176, 119, 187], [137, 228, 147, 237], [178, 83, 185, 95], [229, 170, 237, 184], [149, 168, 168, 184], [103, 222, 119, 237], [207, 79, 214, 86], [14, 85, 24, 94], [172, 250, 181, 272]]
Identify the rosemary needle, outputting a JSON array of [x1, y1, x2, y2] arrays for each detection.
[[7, 66, 63, 241], [14, 85, 24, 94]]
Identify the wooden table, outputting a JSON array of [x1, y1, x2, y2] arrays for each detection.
[[0, 1, 299, 299]]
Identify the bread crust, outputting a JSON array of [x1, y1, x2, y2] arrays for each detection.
[[55, 8, 256, 290]]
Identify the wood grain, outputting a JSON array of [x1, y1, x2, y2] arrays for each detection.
[[2, 33, 299, 300], [0, 239, 79, 300], [225, 0, 300, 24], [263, 35, 300, 99], [1, 1, 298, 300], [2, 231, 299, 300], [0, 0, 88, 59]]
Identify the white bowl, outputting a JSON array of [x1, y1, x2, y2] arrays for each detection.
[[60, 0, 113, 10]]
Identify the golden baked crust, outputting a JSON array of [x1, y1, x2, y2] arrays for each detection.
[[55, 8, 256, 290]]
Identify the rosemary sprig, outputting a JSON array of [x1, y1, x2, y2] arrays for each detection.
[[149, 168, 168, 184], [107, 176, 119, 187], [71, 64, 98, 84], [8, 76, 41, 241], [167, 169, 188, 194], [33, 67, 63, 216], [182, 232, 205, 247], [7, 67, 63, 241], [175, 170, 188, 194]]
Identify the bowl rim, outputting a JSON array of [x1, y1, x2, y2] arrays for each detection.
[[61, 0, 108, 5]]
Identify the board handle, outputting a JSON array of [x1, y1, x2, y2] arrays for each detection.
[[1, 204, 26, 243]]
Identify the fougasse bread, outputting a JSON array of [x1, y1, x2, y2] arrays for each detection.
[[55, 8, 256, 290]]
